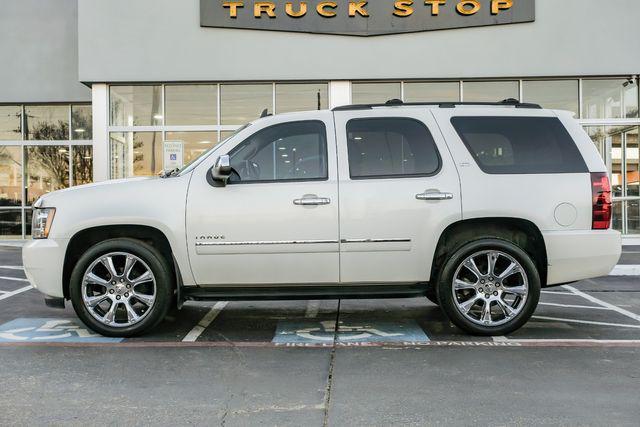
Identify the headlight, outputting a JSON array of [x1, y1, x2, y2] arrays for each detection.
[[32, 208, 56, 239]]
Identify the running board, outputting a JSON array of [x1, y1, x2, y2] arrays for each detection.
[[182, 284, 429, 301]]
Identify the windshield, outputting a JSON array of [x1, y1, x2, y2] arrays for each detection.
[[176, 123, 251, 176]]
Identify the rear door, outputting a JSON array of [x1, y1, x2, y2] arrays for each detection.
[[334, 108, 462, 284]]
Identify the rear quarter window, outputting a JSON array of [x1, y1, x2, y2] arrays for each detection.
[[451, 116, 588, 174]]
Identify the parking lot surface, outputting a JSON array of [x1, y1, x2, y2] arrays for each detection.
[[1, 246, 640, 425]]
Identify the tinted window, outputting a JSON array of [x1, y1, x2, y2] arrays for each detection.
[[228, 121, 327, 183], [346, 118, 440, 179], [451, 117, 588, 174]]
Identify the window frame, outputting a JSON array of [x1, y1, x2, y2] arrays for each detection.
[[226, 119, 330, 185], [345, 117, 443, 180], [450, 115, 589, 175]]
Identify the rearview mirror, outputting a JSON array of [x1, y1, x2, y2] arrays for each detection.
[[210, 155, 232, 187]]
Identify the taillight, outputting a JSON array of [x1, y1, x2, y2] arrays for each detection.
[[591, 172, 612, 230]]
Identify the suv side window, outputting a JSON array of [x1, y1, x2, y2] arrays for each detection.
[[346, 118, 441, 179], [451, 116, 588, 174], [228, 120, 328, 183]]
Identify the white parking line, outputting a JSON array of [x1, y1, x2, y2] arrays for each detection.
[[532, 315, 640, 329], [0, 276, 29, 282], [609, 265, 640, 276], [305, 300, 320, 318], [563, 285, 640, 323], [541, 290, 575, 296], [0, 285, 34, 301], [182, 301, 228, 342], [539, 302, 609, 310], [0, 266, 24, 270]]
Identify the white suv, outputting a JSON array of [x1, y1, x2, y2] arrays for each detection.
[[23, 100, 621, 337]]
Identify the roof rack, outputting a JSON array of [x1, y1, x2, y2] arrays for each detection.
[[332, 98, 542, 111]]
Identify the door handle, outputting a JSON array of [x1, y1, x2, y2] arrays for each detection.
[[416, 191, 454, 201], [293, 195, 331, 206]]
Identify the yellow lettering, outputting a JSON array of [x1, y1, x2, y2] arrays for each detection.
[[491, 0, 512, 15], [349, 1, 369, 17], [394, 1, 414, 17], [254, 1, 276, 18], [456, 0, 480, 15], [223, 1, 244, 18], [317, 1, 337, 17], [285, 2, 307, 17], [424, 0, 446, 16]]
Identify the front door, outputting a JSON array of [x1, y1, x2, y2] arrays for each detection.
[[334, 109, 462, 284], [186, 114, 339, 286]]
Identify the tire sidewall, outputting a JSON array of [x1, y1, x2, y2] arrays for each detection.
[[70, 238, 174, 337], [437, 238, 541, 336]]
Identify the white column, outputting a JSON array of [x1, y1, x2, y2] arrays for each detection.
[[328, 81, 352, 109], [91, 83, 109, 181]]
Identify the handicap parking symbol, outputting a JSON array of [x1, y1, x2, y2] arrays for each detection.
[[0, 318, 123, 343], [273, 320, 429, 344]]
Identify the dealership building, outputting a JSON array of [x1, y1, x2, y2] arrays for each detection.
[[0, 0, 639, 240]]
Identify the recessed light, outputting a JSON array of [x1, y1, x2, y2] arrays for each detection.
[[153, 114, 163, 120], [74, 128, 85, 133], [278, 147, 286, 150], [281, 154, 288, 158], [198, 140, 212, 144], [284, 160, 291, 164], [354, 136, 363, 140]]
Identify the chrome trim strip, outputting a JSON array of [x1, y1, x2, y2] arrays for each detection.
[[196, 239, 339, 247], [340, 238, 412, 244]]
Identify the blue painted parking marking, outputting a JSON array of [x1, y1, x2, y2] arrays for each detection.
[[273, 320, 429, 344], [0, 318, 122, 343]]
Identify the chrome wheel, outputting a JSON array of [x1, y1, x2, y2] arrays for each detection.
[[81, 252, 156, 328], [451, 250, 529, 327]]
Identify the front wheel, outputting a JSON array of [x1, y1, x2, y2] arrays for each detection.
[[70, 238, 174, 337], [437, 239, 540, 336]]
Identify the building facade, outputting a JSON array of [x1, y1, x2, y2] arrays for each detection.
[[0, 0, 639, 239]]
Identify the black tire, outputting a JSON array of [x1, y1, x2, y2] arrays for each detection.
[[70, 238, 174, 337], [437, 238, 540, 336], [425, 285, 439, 306]]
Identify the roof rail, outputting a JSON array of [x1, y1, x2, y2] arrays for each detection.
[[332, 98, 542, 111]]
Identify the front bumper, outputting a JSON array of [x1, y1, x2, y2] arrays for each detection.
[[544, 229, 622, 285], [22, 238, 69, 299]]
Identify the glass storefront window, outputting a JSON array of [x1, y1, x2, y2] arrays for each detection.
[[0, 146, 22, 206], [73, 145, 93, 186], [221, 84, 272, 125], [71, 105, 93, 140], [0, 210, 22, 239], [583, 79, 639, 119], [25, 105, 69, 140], [110, 132, 162, 179], [275, 83, 328, 113], [463, 81, 519, 102], [0, 105, 22, 140], [25, 145, 69, 205], [522, 80, 579, 115], [165, 131, 217, 167], [352, 82, 401, 104], [110, 86, 163, 126], [165, 85, 217, 126], [403, 82, 460, 103]]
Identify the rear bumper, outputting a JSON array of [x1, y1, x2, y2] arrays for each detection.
[[22, 238, 68, 299], [543, 229, 621, 285]]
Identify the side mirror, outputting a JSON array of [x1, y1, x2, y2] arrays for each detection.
[[210, 155, 232, 187]]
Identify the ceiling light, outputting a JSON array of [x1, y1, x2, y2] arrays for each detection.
[[284, 160, 291, 164], [281, 154, 288, 158], [354, 136, 363, 140], [153, 114, 164, 120], [74, 128, 85, 133], [58, 148, 67, 153], [278, 146, 286, 150], [198, 140, 212, 144]]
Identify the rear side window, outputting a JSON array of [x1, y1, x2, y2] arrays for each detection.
[[346, 118, 441, 179], [451, 116, 588, 174]]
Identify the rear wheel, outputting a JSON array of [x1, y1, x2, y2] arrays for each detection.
[[70, 238, 173, 337], [437, 239, 540, 336]]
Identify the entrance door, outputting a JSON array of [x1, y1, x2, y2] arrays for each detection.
[[334, 109, 462, 283], [186, 114, 339, 286]]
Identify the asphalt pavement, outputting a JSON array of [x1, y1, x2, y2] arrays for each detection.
[[1, 246, 639, 426]]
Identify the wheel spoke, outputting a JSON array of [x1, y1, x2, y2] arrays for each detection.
[[132, 291, 154, 306], [101, 256, 119, 279], [503, 285, 527, 296], [464, 258, 483, 279], [85, 294, 109, 308], [454, 279, 477, 291], [488, 252, 499, 277], [131, 270, 152, 285], [459, 296, 480, 313], [497, 299, 516, 318], [102, 301, 118, 324], [498, 262, 518, 280], [481, 300, 493, 323], [123, 300, 140, 323], [85, 272, 109, 286], [124, 256, 137, 281]]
